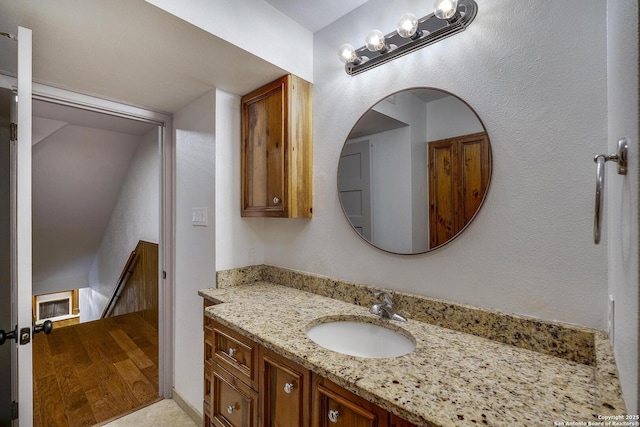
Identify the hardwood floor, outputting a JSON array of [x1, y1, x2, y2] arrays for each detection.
[[32, 312, 159, 427]]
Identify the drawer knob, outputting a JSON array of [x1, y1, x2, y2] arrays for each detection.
[[283, 382, 294, 394], [328, 409, 340, 423], [273, 196, 280, 204], [228, 348, 237, 357], [227, 405, 235, 414]]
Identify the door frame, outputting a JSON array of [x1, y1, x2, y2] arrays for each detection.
[[30, 82, 176, 399]]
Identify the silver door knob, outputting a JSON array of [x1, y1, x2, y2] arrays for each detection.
[[284, 383, 294, 394], [328, 409, 339, 423], [227, 405, 235, 414], [273, 196, 280, 204], [228, 348, 237, 357]]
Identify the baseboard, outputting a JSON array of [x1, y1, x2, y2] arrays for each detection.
[[172, 388, 202, 426]]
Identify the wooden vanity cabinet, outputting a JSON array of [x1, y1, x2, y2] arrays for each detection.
[[203, 311, 259, 427], [203, 311, 416, 427], [241, 74, 313, 218]]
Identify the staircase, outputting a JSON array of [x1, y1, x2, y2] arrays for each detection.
[[101, 240, 158, 328]]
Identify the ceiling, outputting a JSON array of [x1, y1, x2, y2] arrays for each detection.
[[0, 0, 287, 113], [264, 0, 369, 33], [0, 0, 368, 114], [0, 1, 367, 295]]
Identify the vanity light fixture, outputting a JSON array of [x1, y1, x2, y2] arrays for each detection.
[[338, 0, 477, 75]]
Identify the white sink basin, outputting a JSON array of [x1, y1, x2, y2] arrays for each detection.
[[306, 319, 415, 358]]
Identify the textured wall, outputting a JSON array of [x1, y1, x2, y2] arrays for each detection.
[[215, 89, 265, 271], [173, 91, 216, 412], [84, 128, 160, 321], [260, 0, 609, 329]]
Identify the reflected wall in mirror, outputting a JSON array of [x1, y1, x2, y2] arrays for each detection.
[[338, 88, 492, 254]]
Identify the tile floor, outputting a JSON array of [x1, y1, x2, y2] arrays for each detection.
[[101, 399, 197, 427]]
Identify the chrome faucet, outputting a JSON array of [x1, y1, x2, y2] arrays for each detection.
[[369, 291, 407, 322]]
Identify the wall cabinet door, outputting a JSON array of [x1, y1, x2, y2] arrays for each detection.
[[312, 377, 388, 427], [260, 348, 311, 427], [241, 74, 313, 218]]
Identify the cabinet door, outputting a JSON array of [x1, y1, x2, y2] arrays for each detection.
[[389, 414, 417, 427], [261, 349, 310, 427], [312, 377, 388, 427], [211, 363, 258, 427], [242, 78, 286, 217]]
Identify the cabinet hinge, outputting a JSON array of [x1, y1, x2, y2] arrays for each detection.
[[11, 401, 18, 420], [10, 122, 17, 142], [162, 270, 166, 279]]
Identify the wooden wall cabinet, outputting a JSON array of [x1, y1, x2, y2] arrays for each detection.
[[241, 74, 313, 218], [203, 312, 416, 427]]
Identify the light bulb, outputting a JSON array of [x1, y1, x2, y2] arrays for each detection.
[[434, 0, 459, 20], [338, 44, 359, 64], [397, 13, 421, 39], [365, 29, 388, 53]]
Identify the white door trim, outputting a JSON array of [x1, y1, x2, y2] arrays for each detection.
[[16, 25, 33, 426], [31, 82, 176, 399]]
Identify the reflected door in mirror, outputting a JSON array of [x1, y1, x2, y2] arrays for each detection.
[[337, 140, 372, 240], [428, 132, 490, 249], [337, 88, 492, 254]]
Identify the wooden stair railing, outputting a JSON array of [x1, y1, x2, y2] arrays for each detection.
[[101, 248, 140, 318], [100, 240, 159, 327]]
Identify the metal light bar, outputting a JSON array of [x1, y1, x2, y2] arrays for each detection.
[[343, 0, 477, 76]]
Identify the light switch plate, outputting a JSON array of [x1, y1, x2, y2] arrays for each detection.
[[192, 207, 208, 226]]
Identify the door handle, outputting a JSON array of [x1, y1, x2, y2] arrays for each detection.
[[34, 320, 53, 336], [0, 320, 53, 346], [0, 325, 17, 346]]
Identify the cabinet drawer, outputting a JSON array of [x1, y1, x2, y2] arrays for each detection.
[[211, 363, 258, 427], [313, 377, 388, 427], [261, 348, 311, 427], [211, 322, 258, 389]]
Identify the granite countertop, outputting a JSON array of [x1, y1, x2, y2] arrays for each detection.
[[199, 282, 621, 427]]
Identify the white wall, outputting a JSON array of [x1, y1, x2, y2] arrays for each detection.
[[83, 128, 160, 321], [426, 95, 484, 142], [173, 91, 216, 412], [144, 0, 313, 84], [215, 89, 265, 270], [606, 0, 638, 414], [256, 0, 609, 330]]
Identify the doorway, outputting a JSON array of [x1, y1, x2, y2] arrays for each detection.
[[30, 99, 162, 426]]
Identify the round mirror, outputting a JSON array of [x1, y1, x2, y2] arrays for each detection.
[[337, 88, 492, 254]]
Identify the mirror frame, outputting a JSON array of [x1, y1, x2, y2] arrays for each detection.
[[337, 87, 492, 255]]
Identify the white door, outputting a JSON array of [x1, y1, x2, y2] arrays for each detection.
[[14, 26, 33, 427], [337, 140, 372, 241]]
